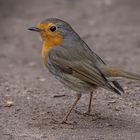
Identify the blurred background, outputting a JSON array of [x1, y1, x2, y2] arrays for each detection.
[[0, 0, 140, 140]]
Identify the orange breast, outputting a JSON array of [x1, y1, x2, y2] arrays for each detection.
[[42, 42, 49, 67], [41, 35, 63, 67]]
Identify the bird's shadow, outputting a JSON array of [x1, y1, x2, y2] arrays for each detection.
[[28, 109, 140, 132]]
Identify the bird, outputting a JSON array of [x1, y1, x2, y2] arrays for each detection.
[[28, 18, 140, 123]]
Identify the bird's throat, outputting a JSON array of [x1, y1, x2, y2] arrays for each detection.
[[42, 41, 53, 66]]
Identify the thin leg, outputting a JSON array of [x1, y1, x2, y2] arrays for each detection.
[[61, 93, 82, 123], [86, 91, 93, 115]]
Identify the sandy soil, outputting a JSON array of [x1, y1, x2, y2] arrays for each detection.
[[0, 0, 140, 140]]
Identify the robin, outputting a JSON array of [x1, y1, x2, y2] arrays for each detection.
[[28, 18, 140, 123]]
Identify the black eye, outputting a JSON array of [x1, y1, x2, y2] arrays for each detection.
[[50, 26, 57, 32]]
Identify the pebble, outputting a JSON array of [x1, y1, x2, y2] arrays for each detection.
[[115, 107, 120, 111], [108, 100, 117, 104], [37, 77, 46, 82], [5, 101, 14, 107]]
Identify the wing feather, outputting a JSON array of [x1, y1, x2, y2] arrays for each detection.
[[47, 48, 121, 95]]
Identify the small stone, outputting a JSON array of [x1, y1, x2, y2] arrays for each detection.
[[115, 107, 120, 111], [6, 87, 10, 91], [108, 100, 116, 104], [5, 101, 14, 107], [37, 77, 46, 82], [105, 123, 112, 127]]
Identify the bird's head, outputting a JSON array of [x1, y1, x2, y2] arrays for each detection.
[[28, 18, 76, 46]]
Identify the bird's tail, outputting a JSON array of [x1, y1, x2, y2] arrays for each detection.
[[99, 65, 140, 80]]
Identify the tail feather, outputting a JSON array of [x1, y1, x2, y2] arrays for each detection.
[[109, 84, 122, 95], [100, 65, 140, 81], [119, 71, 140, 81], [112, 80, 124, 93]]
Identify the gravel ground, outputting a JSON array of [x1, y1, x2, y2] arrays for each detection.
[[0, 0, 140, 140]]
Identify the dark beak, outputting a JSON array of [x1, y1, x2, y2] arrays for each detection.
[[28, 27, 41, 32]]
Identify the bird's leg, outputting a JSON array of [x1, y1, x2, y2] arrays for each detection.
[[74, 91, 93, 115], [61, 93, 82, 124], [74, 92, 99, 118], [85, 91, 93, 115]]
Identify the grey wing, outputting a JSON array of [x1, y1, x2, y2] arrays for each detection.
[[47, 47, 122, 95], [79, 41, 124, 93]]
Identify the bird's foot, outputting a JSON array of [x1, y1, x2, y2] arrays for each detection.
[[83, 111, 93, 116], [74, 109, 91, 115], [75, 109, 100, 118]]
